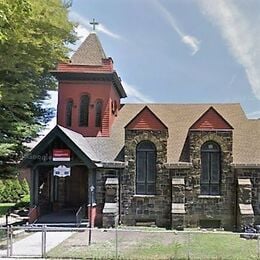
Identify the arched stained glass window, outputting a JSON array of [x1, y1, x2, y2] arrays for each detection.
[[201, 141, 221, 195], [66, 99, 73, 127], [136, 141, 156, 195], [95, 100, 102, 127], [79, 95, 89, 127]]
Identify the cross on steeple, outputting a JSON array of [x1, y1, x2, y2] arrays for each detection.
[[90, 18, 99, 31]]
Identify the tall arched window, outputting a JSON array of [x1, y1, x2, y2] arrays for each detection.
[[95, 100, 102, 127], [79, 95, 89, 127], [201, 141, 221, 195], [136, 141, 156, 195], [66, 99, 73, 127]]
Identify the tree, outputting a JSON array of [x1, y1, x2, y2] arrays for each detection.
[[0, 0, 76, 177]]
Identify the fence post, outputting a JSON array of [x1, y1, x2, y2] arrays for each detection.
[[6, 225, 10, 258], [257, 234, 260, 259], [41, 225, 47, 258], [115, 227, 118, 259], [5, 214, 8, 228], [10, 225, 13, 257], [187, 232, 191, 260]]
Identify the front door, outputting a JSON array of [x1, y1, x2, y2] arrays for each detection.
[[65, 166, 88, 208]]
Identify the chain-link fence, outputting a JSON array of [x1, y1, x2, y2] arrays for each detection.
[[0, 226, 260, 259]]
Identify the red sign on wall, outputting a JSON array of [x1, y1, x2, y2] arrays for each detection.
[[53, 149, 71, 161]]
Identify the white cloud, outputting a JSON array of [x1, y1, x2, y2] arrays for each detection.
[[122, 81, 154, 103], [227, 74, 237, 89], [182, 35, 200, 56], [75, 24, 90, 42], [98, 24, 121, 39], [197, 0, 260, 100], [69, 24, 90, 52], [70, 11, 121, 39], [154, 0, 200, 55]]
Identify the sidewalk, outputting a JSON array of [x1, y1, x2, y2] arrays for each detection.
[[0, 230, 74, 258]]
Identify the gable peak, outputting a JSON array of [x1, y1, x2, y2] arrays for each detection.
[[190, 106, 233, 130], [125, 106, 168, 130]]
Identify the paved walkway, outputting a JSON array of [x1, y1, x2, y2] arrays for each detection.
[[0, 231, 74, 258]]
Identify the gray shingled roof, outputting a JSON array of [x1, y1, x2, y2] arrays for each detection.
[[58, 126, 100, 162], [71, 33, 106, 65], [28, 104, 260, 166], [85, 103, 260, 165]]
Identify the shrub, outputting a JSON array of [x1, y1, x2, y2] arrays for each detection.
[[20, 178, 30, 198], [2, 179, 14, 202], [14, 200, 30, 209], [0, 178, 30, 203], [0, 180, 4, 202], [12, 179, 23, 201]]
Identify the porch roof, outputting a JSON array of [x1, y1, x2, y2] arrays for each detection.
[[22, 125, 100, 168]]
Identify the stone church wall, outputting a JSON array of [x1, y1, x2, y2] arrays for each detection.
[[95, 169, 119, 226], [121, 129, 170, 227], [186, 130, 235, 229], [236, 168, 260, 224]]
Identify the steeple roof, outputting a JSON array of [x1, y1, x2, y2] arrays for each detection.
[[71, 32, 107, 65]]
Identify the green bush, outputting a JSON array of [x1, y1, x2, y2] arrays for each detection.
[[21, 194, 30, 203], [2, 179, 14, 202], [14, 200, 30, 209], [20, 178, 30, 197], [0, 178, 30, 203], [0, 180, 4, 202]]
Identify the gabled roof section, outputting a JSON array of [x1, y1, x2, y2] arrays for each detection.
[[125, 106, 168, 130], [190, 106, 233, 130], [85, 103, 260, 165], [71, 32, 106, 65], [22, 125, 99, 168]]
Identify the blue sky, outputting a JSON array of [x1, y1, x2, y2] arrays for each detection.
[[47, 0, 260, 119]]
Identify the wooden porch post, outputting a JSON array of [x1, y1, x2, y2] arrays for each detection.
[[34, 168, 39, 205]]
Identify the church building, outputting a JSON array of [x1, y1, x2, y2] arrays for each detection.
[[23, 27, 260, 230]]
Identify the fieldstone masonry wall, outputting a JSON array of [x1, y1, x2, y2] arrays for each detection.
[[187, 130, 234, 229], [171, 178, 186, 229], [237, 178, 254, 229], [94, 128, 260, 230], [236, 168, 260, 224], [96, 169, 118, 226], [103, 177, 119, 227], [121, 129, 170, 227]]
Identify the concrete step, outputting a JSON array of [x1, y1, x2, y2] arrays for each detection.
[[32, 221, 89, 228]]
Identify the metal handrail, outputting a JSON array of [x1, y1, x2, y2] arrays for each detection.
[[75, 204, 85, 227]]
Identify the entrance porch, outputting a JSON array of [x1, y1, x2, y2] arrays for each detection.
[[22, 126, 99, 226], [30, 165, 91, 226]]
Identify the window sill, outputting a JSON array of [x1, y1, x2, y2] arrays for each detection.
[[133, 194, 156, 198], [198, 195, 221, 199]]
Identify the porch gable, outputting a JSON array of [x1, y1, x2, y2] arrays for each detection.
[[22, 125, 98, 169]]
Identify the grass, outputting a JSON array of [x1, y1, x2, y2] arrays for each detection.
[[47, 229, 260, 259], [0, 203, 15, 217]]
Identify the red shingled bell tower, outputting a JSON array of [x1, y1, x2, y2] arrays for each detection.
[[51, 25, 126, 137]]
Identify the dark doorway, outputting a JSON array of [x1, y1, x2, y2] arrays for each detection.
[[37, 166, 88, 214], [65, 166, 88, 207]]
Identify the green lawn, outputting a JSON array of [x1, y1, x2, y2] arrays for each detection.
[[0, 203, 15, 217], [48, 229, 260, 259]]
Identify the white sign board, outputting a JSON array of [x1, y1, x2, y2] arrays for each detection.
[[53, 165, 71, 177]]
